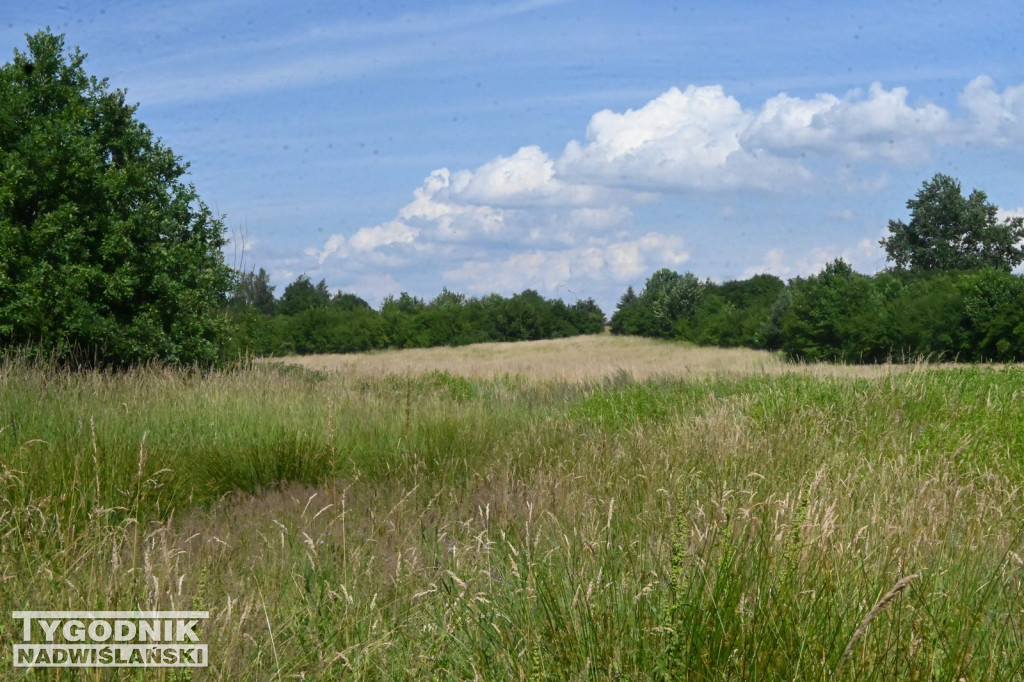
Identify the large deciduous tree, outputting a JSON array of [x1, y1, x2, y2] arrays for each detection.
[[0, 31, 232, 365], [880, 173, 1024, 272]]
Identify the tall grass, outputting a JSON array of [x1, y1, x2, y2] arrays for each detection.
[[1, 343, 1024, 678]]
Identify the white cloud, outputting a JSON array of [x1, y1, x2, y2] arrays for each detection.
[[349, 221, 419, 251], [744, 239, 884, 281], [307, 221, 419, 264], [443, 232, 688, 294], [307, 233, 347, 263], [559, 85, 812, 191], [337, 272, 404, 307], [959, 76, 1024, 145], [451, 145, 604, 207], [566, 206, 633, 231], [306, 76, 1024, 307], [998, 206, 1024, 221], [316, 77, 1024, 268], [445, 251, 573, 293], [400, 168, 508, 239], [555, 81, 960, 192], [744, 83, 951, 163]]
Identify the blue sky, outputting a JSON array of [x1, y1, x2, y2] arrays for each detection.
[[5, 0, 1024, 313]]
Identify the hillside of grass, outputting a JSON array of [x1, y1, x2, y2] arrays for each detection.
[[2, 338, 1023, 679]]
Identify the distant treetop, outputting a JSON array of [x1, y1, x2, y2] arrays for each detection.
[[880, 173, 1024, 272]]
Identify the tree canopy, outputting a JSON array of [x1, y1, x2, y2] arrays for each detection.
[[880, 173, 1024, 272], [0, 31, 232, 366]]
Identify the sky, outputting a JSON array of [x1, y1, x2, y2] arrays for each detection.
[[4, 0, 1024, 314]]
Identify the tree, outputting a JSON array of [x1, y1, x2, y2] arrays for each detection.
[[331, 290, 371, 312], [880, 173, 1024, 272], [624, 269, 706, 338], [277, 275, 330, 315], [616, 286, 637, 312], [0, 31, 232, 365], [230, 267, 276, 314], [566, 298, 606, 334], [757, 287, 792, 351], [781, 259, 879, 362]]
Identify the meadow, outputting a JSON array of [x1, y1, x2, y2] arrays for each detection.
[[2, 336, 1024, 679]]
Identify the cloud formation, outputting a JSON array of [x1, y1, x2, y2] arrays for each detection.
[[959, 76, 1024, 145], [310, 76, 1024, 303], [744, 83, 951, 162], [443, 232, 690, 294], [742, 239, 884, 281], [560, 85, 812, 191]]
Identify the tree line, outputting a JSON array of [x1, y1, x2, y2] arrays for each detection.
[[611, 262, 1024, 363], [224, 272, 606, 356], [611, 173, 1024, 363]]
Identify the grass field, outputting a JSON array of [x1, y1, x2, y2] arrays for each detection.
[[280, 334, 915, 381], [2, 337, 1024, 679]]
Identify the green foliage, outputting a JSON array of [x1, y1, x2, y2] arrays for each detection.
[[609, 297, 662, 337], [956, 269, 1024, 361], [287, 306, 385, 354], [680, 274, 787, 347], [0, 31, 232, 366], [758, 287, 792, 351], [566, 297, 606, 334], [612, 259, 1024, 364], [610, 268, 706, 338], [782, 259, 880, 363], [870, 271, 966, 361], [777, 265, 1024, 363], [277, 274, 331, 316], [331, 290, 371, 312], [226, 273, 606, 357], [880, 173, 1024, 272], [644, 268, 706, 337], [224, 306, 289, 357], [611, 174, 1024, 363], [229, 267, 276, 315]]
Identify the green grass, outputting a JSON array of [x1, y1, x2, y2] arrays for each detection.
[[2, 356, 1024, 679]]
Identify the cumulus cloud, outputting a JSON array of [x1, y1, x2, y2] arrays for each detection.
[[559, 85, 812, 191], [306, 222, 419, 263], [449, 145, 606, 207], [744, 83, 951, 163], [443, 232, 688, 294], [313, 76, 1024, 267], [307, 233, 346, 263], [398, 168, 508, 239], [350, 221, 419, 251], [306, 75, 1024, 307], [566, 206, 634, 231], [556, 81, 960, 191], [959, 76, 1024, 145], [336, 272, 405, 306]]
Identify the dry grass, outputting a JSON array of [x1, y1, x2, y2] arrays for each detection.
[[274, 334, 920, 382]]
